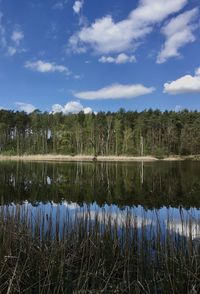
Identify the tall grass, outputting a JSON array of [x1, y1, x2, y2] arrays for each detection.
[[0, 206, 199, 293]]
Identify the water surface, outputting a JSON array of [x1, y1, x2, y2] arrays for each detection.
[[0, 160, 200, 240]]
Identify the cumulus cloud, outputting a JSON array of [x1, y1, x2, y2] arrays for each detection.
[[69, 0, 188, 54], [74, 83, 155, 100], [99, 53, 136, 64], [16, 102, 36, 114], [25, 60, 70, 75], [73, 1, 83, 14], [164, 67, 200, 94], [52, 101, 92, 114], [157, 8, 199, 64]]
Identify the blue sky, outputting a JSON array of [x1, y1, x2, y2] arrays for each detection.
[[0, 0, 200, 114]]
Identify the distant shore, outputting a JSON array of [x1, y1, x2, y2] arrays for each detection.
[[0, 154, 198, 162]]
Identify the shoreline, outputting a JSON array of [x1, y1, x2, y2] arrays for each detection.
[[0, 154, 197, 162]]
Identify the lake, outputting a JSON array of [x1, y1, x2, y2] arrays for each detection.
[[0, 160, 200, 241], [1, 160, 200, 292]]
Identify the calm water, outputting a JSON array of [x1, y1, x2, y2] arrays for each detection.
[[0, 160, 200, 240]]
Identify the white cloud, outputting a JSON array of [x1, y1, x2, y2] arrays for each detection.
[[7, 46, 17, 56], [74, 83, 155, 100], [195, 67, 200, 76], [69, 0, 188, 54], [0, 14, 25, 56], [167, 219, 200, 240], [99, 53, 136, 64], [7, 29, 25, 56], [52, 101, 93, 114], [74, 74, 82, 80], [174, 105, 182, 112], [164, 67, 200, 94], [73, 1, 83, 14], [157, 8, 199, 63], [11, 29, 24, 45], [87, 210, 153, 229], [52, 104, 63, 113], [25, 60, 70, 75], [83, 107, 93, 114], [62, 201, 80, 210], [16, 102, 36, 114]]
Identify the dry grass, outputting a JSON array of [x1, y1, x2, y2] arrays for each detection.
[[0, 154, 197, 162], [0, 154, 160, 162], [0, 206, 199, 293]]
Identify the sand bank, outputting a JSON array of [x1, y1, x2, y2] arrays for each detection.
[[0, 154, 159, 162], [0, 154, 195, 162]]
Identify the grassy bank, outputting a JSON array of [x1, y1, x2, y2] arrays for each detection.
[[0, 207, 199, 293], [0, 154, 194, 162]]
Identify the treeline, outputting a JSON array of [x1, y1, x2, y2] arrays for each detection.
[[1, 108, 200, 156]]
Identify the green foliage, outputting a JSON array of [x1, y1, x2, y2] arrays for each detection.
[[153, 147, 169, 159], [1, 150, 17, 156], [1, 108, 200, 156]]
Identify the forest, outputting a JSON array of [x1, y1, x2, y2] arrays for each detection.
[[0, 108, 200, 156]]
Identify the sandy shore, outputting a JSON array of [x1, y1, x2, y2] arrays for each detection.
[[0, 154, 195, 162]]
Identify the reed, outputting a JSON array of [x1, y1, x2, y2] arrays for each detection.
[[0, 206, 199, 293]]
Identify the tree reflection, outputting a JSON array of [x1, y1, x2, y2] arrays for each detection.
[[0, 161, 200, 209]]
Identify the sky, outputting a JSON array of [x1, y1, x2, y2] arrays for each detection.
[[0, 0, 200, 114]]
